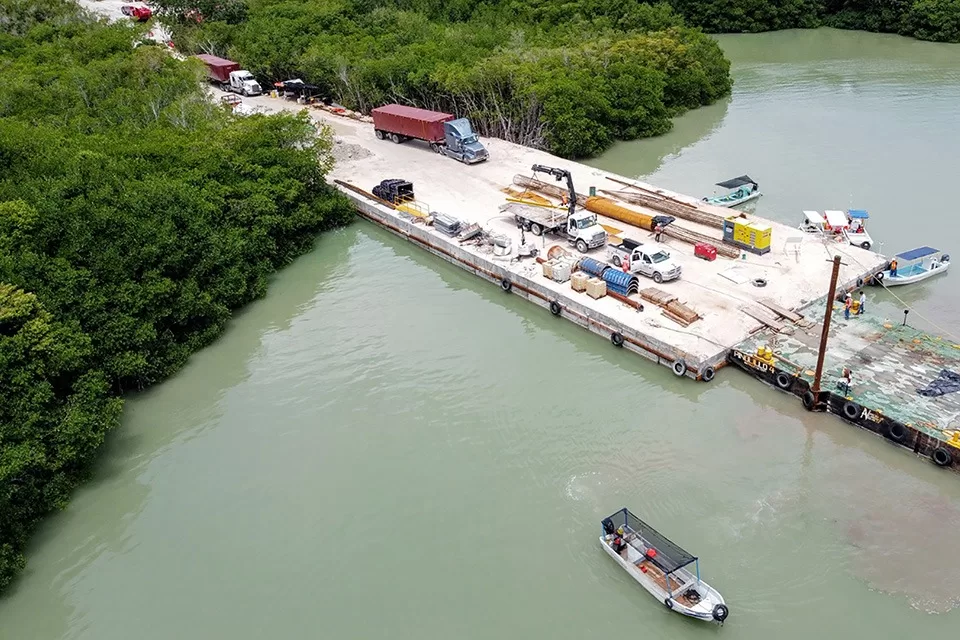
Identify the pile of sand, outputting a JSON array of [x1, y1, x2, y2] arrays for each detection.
[[331, 139, 373, 163]]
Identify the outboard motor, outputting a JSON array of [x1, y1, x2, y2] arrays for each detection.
[[601, 518, 615, 536], [712, 604, 729, 624]]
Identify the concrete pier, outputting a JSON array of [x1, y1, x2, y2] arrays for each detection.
[[305, 97, 886, 380]]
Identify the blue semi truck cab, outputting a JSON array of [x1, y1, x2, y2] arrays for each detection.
[[441, 118, 488, 164]]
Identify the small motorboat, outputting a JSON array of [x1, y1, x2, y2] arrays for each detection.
[[842, 209, 874, 250], [600, 508, 729, 625], [874, 246, 950, 286], [798, 209, 875, 250], [702, 176, 761, 208]]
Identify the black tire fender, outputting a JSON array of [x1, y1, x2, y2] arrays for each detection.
[[712, 604, 729, 623], [874, 271, 885, 283], [933, 447, 953, 467], [672, 359, 686, 377], [611, 332, 624, 347], [775, 372, 792, 390], [701, 366, 715, 382], [887, 422, 907, 443], [500, 278, 512, 292], [843, 401, 861, 420], [802, 390, 816, 411], [752, 278, 767, 288], [664, 597, 673, 609], [549, 300, 562, 316]]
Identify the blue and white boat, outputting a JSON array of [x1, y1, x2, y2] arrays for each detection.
[[600, 508, 729, 625], [843, 209, 874, 250], [876, 246, 950, 286], [702, 176, 761, 208]]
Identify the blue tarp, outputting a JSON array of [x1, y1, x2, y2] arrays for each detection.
[[896, 246, 940, 262], [917, 370, 960, 398], [848, 209, 870, 219]]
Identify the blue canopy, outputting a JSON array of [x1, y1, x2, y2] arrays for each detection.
[[896, 246, 940, 261], [848, 209, 869, 219]]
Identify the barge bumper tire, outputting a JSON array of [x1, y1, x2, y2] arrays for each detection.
[[802, 391, 816, 411], [933, 447, 953, 467], [702, 366, 715, 382], [664, 598, 673, 609], [611, 332, 624, 347], [775, 372, 792, 390], [549, 300, 562, 316], [843, 401, 861, 420], [500, 278, 512, 292], [672, 359, 686, 377], [887, 423, 907, 443]]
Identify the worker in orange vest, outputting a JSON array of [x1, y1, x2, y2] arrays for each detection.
[[844, 293, 853, 320], [889, 258, 898, 277]]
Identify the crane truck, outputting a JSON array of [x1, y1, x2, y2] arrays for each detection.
[[509, 165, 607, 253]]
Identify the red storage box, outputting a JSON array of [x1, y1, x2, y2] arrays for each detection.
[[695, 242, 718, 261]]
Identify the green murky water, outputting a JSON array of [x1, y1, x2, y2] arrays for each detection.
[[2, 28, 960, 639]]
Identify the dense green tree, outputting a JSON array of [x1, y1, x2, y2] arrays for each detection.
[[0, 0, 353, 592], [665, 0, 960, 41], [159, 0, 733, 158]]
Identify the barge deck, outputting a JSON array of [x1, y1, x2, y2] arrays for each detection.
[[731, 309, 960, 471]]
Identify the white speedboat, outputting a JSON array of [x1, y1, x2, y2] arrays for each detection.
[[875, 246, 950, 286], [600, 508, 729, 625]]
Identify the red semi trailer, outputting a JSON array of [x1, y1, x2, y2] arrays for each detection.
[[371, 104, 488, 164], [371, 104, 453, 144], [195, 54, 240, 83]]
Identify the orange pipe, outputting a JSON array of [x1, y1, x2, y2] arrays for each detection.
[[585, 196, 654, 231]]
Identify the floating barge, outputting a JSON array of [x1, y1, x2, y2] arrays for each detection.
[[730, 308, 960, 472]]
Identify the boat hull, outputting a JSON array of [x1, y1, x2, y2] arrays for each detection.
[[882, 261, 949, 286], [599, 536, 724, 623], [703, 190, 761, 208]]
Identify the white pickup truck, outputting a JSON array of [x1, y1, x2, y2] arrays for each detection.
[[607, 238, 682, 283]]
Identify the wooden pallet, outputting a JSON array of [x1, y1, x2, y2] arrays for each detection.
[[757, 297, 803, 323], [740, 304, 786, 331], [640, 287, 677, 305]]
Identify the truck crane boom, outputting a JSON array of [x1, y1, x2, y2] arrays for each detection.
[[531, 164, 577, 218]]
